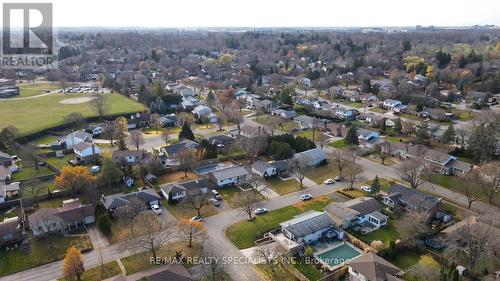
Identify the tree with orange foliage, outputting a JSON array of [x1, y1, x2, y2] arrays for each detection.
[[62, 245, 84, 281], [177, 219, 207, 247], [55, 166, 94, 194]]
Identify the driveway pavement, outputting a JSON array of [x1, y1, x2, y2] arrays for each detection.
[[87, 225, 109, 249]]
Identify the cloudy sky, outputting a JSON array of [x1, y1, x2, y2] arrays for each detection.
[[3, 0, 500, 28]]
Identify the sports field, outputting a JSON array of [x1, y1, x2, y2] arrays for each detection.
[[0, 93, 144, 135]]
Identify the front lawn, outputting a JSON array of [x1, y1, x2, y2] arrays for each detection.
[[265, 178, 302, 195], [31, 134, 60, 145], [0, 234, 93, 277], [164, 200, 219, 220], [58, 261, 121, 281], [341, 101, 364, 108], [362, 178, 394, 191], [226, 196, 332, 249], [255, 114, 298, 132], [217, 185, 266, 209], [355, 219, 400, 249], [328, 139, 349, 149], [295, 129, 322, 141], [337, 188, 366, 199], [369, 107, 387, 113], [304, 163, 339, 185], [121, 241, 201, 275], [364, 153, 397, 166]]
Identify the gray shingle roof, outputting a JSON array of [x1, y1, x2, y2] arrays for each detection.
[[387, 184, 440, 211], [280, 211, 334, 238], [251, 160, 272, 174], [348, 253, 403, 281], [102, 189, 161, 210], [210, 166, 250, 181]]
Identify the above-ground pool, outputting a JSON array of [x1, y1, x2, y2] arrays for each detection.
[[315, 243, 362, 269]]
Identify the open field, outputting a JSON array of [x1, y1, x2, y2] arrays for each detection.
[[17, 83, 62, 98], [226, 196, 332, 249], [0, 93, 144, 136]]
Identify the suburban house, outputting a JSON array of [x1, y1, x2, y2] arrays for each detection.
[[0, 182, 20, 203], [127, 113, 151, 129], [133, 264, 192, 281], [28, 198, 95, 236], [253, 99, 277, 113], [420, 107, 453, 121], [123, 176, 135, 187], [348, 253, 405, 281], [382, 99, 401, 110], [324, 197, 388, 233], [61, 130, 93, 149], [271, 109, 298, 119], [326, 123, 348, 137], [160, 178, 214, 201], [357, 128, 379, 142], [73, 142, 101, 163], [159, 114, 178, 127], [358, 113, 383, 127], [251, 160, 277, 178], [207, 135, 236, 148], [0, 216, 25, 247], [386, 142, 426, 159], [275, 211, 342, 252], [293, 115, 327, 129], [112, 150, 151, 166], [102, 189, 161, 213], [0, 151, 13, 167], [293, 148, 326, 167], [312, 100, 329, 109], [383, 184, 441, 217], [208, 165, 251, 187], [192, 105, 218, 123], [84, 124, 103, 136], [333, 107, 357, 120], [424, 149, 472, 175], [159, 139, 199, 166], [0, 166, 11, 182]]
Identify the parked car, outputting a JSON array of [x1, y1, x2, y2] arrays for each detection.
[[211, 189, 222, 200], [151, 204, 162, 215], [210, 198, 220, 207], [190, 215, 204, 222], [254, 208, 268, 215], [334, 176, 341, 182], [300, 194, 312, 201], [361, 185, 372, 193], [90, 166, 100, 173], [324, 178, 334, 185]]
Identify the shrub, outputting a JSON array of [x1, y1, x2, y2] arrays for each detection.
[[97, 214, 112, 236]]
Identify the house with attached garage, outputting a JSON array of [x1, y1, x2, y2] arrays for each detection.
[[192, 105, 218, 123], [271, 109, 298, 119], [293, 148, 327, 167], [333, 107, 357, 120], [127, 113, 151, 129], [28, 198, 95, 236], [160, 178, 214, 201], [159, 139, 199, 167], [293, 115, 327, 129], [251, 160, 277, 178], [382, 99, 407, 113], [0, 182, 20, 203], [357, 128, 382, 148], [383, 184, 441, 217], [326, 123, 348, 138], [0, 216, 25, 248], [348, 253, 405, 281], [84, 124, 104, 136], [112, 149, 151, 166], [424, 149, 472, 175], [208, 165, 251, 187], [102, 189, 161, 214], [324, 197, 388, 233], [207, 134, 236, 148], [60, 130, 93, 149], [0, 151, 13, 168], [253, 99, 277, 113], [73, 142, 100, 163]]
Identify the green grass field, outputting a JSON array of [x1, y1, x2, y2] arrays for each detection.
[[265, 178, 302, 195], [0, 93, 144, 136], [58, 261, 121, 281], [226, 196, 332, 249], [304, 163, 340, 184], [17, 83, 61, 98]]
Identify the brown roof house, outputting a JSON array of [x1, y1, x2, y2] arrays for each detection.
[[112, 149, 151, 166], [0, 216, 25, 247], [348, 253, 404, 281], [28, 198, 95, 237]]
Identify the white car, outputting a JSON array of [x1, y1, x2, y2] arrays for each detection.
[[300, 194, 312, 201], [190, 215, 204, 222], [254, 208, 268, 215], [324, 178, 335, 185], [90, 166, 100, 173], [151, 204, 162, 215], [361, 185, 372, 193]]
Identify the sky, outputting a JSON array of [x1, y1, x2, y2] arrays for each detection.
[[2, 0, 500, 28]]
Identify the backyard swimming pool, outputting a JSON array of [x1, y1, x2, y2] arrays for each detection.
[[315, 243, 362, 269]]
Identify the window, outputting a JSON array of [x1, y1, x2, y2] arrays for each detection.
[[2, 234, 13, 241]]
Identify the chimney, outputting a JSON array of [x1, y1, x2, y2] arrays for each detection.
[[92, 144, 96, 156]]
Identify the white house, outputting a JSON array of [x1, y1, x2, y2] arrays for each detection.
[[208, 166, 251, 187], [0, 182, 20, 203], [73, 142, 100, 163], [62, 130, 93, 149], [325, 197, 388, 233], [251, 160, 277, 178], [160, 178, 214, 201], [192, 105, 218, 123], [279, 211, 340, 245], [293, 148, 326, 167], [382, 99, 402, 110]]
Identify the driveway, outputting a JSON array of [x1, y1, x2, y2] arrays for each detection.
[[87, 225, 109, 249]]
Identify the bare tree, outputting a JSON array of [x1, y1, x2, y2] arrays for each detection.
[[149, 113, 162, 133], [178, 149, 196, 178], [130, 212, 174, 260], [229, 110, 244, 135], [63, 112, 86, 131], [29, 180, 43, 207], [315, 133, 328, 149], [185, 190, 208, 217], [445, 217, 500, 272], [216, 111, 227, 131], [479, 161, 500, 204], [311, 117, 320, 141], [176, 219, 207, 247], [35, 211, 60, 248], [114, 197, 147, 223], [91, 93, 110, 120], [235, 190, 259, 221], [344, 162, 365, 189], [102, 122, 117, 146], [129, 130, 145, 150], [162, 128, 169, 145], [330, 150, 350, 180], [457, 170, 483, 209], [291, 157, 308, 189], [200, 243, 226, 281], [398, 157, 427, 189], [253, 243, 289, 280], [374, 142, 394, 165], [395, 206, 430, 246]]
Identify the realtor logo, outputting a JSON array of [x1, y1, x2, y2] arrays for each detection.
[[1, 3, 57, 69]]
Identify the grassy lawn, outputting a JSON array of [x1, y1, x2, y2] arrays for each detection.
[[0, 93, 144, 136], [341, 101, 364, 108], [386, 249, 420, 270], [10, 165, 55, 181], [369, 107, 387, 113], [265, 177, 302, 195], [304, 163, 339, 185], [452, 109, 475, 121], [399, 113, 421, 121], [164, 200, 219, 220], [295, 129, 321, 141], [337, 188, 366, 199], [31, 134, 60, 145], [20, 180, 54, 197], [156, 171, 197, 185], [217, 147, 246, 160], [328, 139, 350, 149], [18, 82, 61, 98], [226, 196, 332, 249], [44, 154, 73, 169], [192, 123, 215, 130], [217, 185, 266, 209], [355, 219, 400, 249], [362, 178, 394, 191], [165, 126, 181, 134], [121, 241, 201, 275], [364, 153, 397, 166], [384, 135, 408, 143], [255, 115, 298, 132], [0, 234, 92, 277], [293, 259, 324, 281], [58, 261, 121, 281]]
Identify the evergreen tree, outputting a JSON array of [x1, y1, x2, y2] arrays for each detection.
[[381, 118, 387, 132], [441, 123, 455, 144], [388, 241, 397, 259], [178, 122, 195, 140], [451, 269, 460, 281], [149, 101, 157, 113], [157, 99, 167, 114], [280, 92, 293, 105], [416, 120, 430, 143], [370, 176, 381, 195], [345, 125, 359, 145], [154, 82, 164, 96], [206, 90, 215, 108], [394, 118, 402, 133]]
